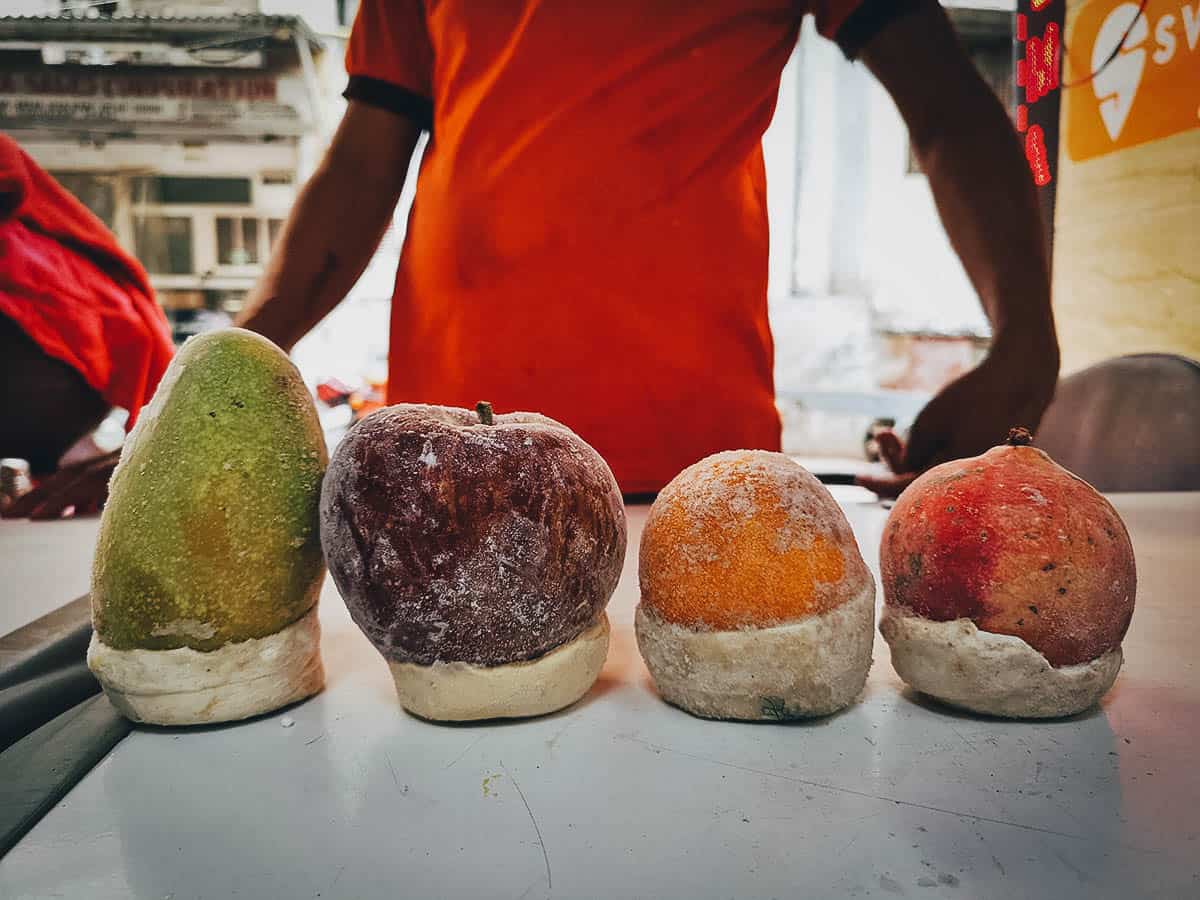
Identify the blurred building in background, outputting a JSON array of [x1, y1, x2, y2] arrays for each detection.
[[0, 0, 350, 343]]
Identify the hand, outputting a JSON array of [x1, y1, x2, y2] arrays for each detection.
[[857, 348, 1057, 498], [1, 450, 120, 520]]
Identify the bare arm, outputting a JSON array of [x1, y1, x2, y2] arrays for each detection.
[[235, 101, 422, 351], [857, 0, 1060, 493]]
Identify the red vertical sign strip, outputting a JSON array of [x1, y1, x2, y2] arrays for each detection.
[[1015, 0, 1065, 257]]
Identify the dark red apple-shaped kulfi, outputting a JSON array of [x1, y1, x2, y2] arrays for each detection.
[[879, 428, 1136, 718], [320, 402, 626, 720]]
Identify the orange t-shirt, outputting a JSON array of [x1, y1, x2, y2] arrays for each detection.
[[346, 0, 906, 493]]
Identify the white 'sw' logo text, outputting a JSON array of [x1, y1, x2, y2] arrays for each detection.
[[1090, 1, 1200, 142]]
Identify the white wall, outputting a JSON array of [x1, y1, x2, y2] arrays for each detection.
[[5, 0, 60, 14], [790, 19, 839, 297], [761, 49, 799, 301], [783, 18, 988, 337], [861, 71, 989, 336]]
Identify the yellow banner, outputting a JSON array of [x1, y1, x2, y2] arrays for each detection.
[[1064, 0, 1200, 160]]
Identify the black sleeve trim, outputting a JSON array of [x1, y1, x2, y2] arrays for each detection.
[[835, 0, 924, 60], [343, 76, 433, 132]]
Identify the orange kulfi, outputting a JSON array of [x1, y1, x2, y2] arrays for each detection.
[[636, 450, 874, 720]]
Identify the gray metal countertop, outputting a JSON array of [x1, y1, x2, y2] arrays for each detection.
[[1, 491, 1197, 899]]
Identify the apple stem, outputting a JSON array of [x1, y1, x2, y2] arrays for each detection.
[[1006, 427, 1034, 446], [476, 401, 494, 425]]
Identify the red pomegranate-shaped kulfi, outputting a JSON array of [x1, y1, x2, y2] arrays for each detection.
[[879, 428, 1136, 718]]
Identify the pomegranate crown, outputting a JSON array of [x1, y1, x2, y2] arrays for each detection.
[[1006, 426, 1034, 446]]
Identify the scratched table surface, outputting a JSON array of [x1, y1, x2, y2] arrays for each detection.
[[1, 491, 1197, 899]]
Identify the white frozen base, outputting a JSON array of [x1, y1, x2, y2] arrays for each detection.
[[389, 613, 610, 722], [88, 606, 324, 726], [635, 583, 874, 720], [879, 608, 1123, 718]]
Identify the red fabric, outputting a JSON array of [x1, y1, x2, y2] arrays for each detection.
[[0, 135, 172, 428]]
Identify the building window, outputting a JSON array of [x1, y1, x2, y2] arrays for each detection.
[[49, 173, 117, 230], [61, 0, 117, 15], [134, 216, 194, 275], [131, 176, 252, 205], [337, 0, 361, 28], [216, 217, 261, 265], [267, 218, 285, 250], [216, 291, 249, 315]]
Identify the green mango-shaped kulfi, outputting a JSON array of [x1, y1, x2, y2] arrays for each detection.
[[88, 328, 328, 725]]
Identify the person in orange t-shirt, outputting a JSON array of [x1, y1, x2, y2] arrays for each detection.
[[238, 0, 1059, 495]]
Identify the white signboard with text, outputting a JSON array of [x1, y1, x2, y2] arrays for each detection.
[[0, 69, 310, 137]]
